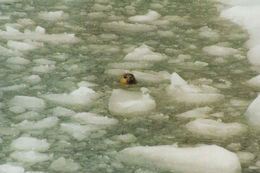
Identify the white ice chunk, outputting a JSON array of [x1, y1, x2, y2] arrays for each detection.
[[32, 65, 55, 73], [236, 152, 255, 164], [11, 136, 50, 152], [132, 71, 170, 83], [43, 87, 99, 106], [1, 84, 27, 92], [101, 21, 157, 33], [14, 117, 58, 130], [24, 75, 41, 84], [199, 26, 219, 39], [109, 89, 156, 116], [39, 11, 67, 21], [9, 106, 26, 114], [167, 73, 224, 105], [35, 26, 45, 34], [0, 164, 24, 173], [124, 44, 167, 61], [114, 134, 137, 143], [74, 112, 118, 126], [186, 118, 247, 138], [129, 10, 160, 23], [77, 81, 97, 87], [247, 44, 260, 65], [203, 45, 239, 57], [247, 74, 260, 88], [50, 157, 80, 172], [10, 96, 45, 111], [0, 45, 21, 56], [6, 57, 30, 64], [176, 107, 212, 119], [10, 151, 51, 163], [60, 123, 97, 141], [245, 95, 260, 127], [52, 107, 75, 117], [7, 41, 38, 51], [33, 58, 55, 65], [108, 62, 152, 70], [118, 145, 241, 173]]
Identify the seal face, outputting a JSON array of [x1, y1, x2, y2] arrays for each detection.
[[120, 73, 137, 85]]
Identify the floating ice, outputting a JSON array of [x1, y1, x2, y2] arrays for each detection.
[[0, 45, 21, 56], [109, 89, 156, 116], [50, 157, 80, 172], [245, 95, 260, 127], [24, 75, 41, 84], [74, 112, 118, 126], [39, 11, 68, 21], [176, 107, 212, 119], [124, 44, 167, 61], [43, 87, 99, 106], [108, 62, 152, 69], [199, 26, 219, 39], [9, 106, 26, 114], [128, 10, 160, 23], [0, 26, 78, 43], [14, 117, 59, 130], [33, 58, 56, 65], [236, 152, 255, 164], [53, 107, 75, 117], [186, 118, 247, 138], [166, 73, 224, 104], [6, 57, 30, 65], [77, 81, 97, 88], [11, 136, 50, 152], [247, 74, 260, 88], [101, 21, 157, 33], [92, 4, 112, 11], [32, 65, 55, 73], [132, 71, 170, 83], [114, 134, 137, 143], [60, 123, 97, 141], [7, 41, 39, 51], [15, 111, 40, 121], [10, 96, 45, 111], [0, 164, 24, 173], [1, 84, 27, 92], [10, 151, 52, 163], [203, 45, 239, 57], [118, 145, 241, 173]]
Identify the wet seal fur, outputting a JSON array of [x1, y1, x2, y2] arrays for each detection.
[[120, 73, 137, 85]]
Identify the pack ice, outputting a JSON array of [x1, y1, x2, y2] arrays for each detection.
[[109, 88, 156, 116], [245, 94, 260, 127], [42, 87, 99, 106], [166, 73, 224, 104], [118, 145, 241, 173]]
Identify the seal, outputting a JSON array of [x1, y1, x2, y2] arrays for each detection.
[[120, 73, 137, 85]]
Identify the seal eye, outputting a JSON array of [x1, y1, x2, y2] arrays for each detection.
[[124, 75, 128, 79]]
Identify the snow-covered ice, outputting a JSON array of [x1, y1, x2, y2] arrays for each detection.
[[245, 94, 260, 127], [124, 44, 167, 61], [43, 87, 99, 106], [203, 45, 239, 57], [176, 107, 212, 119], [128, 10, 161, 23], [14, 117, 59, 130], [74, 112, 118, 126], [186, 118, 247, 138], [10, 151, 52, 163], [39, 11, 68, 21], [0, 164, 24, 173], [11, 136, 50, 152], [52, 106, 75, 117], [10, 96, 45, 111], [50, 157, 80, 172], [166, 73, 224, 104], [118, 145, 241, 173], [109, 88, 156, 116]]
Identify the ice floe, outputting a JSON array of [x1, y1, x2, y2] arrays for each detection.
[[247, 74, 260, 89], [101, 21, 157, 33], [245, 95, 260, 127], [0, 26, 78, 43], [6, 57, 30, 65], [199, 26, 219, 39], [50, 157, 80, 172], [9, 106, 26, 114], [24, 75, 41, 84], [0, 164, 24, 173], [11, 136, 50, 152], [203, 45, 239, 57], [108, 62, 152, 70], [109, 88, 156, 116], [186, 118, 247, 138], [10, 151, 52, 163], [60, 123, 97, 141], [166, 73, 224, 104], [128, 10, 161, 23], [32, 65, 55, 73], [52, 106, 75, 117], [7, 41, 40, 51], [74, 112, 118, 126], [118, 145, 241, 173], [10, 96, 45, 111], [14, 117, 59, 130], [39, 11, 68, 21], [124, 44, 167, 61], [236, 151, 255, 165], [176, 107, 212, 119], [42, 87, 99, 106]]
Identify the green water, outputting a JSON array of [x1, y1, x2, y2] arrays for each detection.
[[0, 0, 259, 172]]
